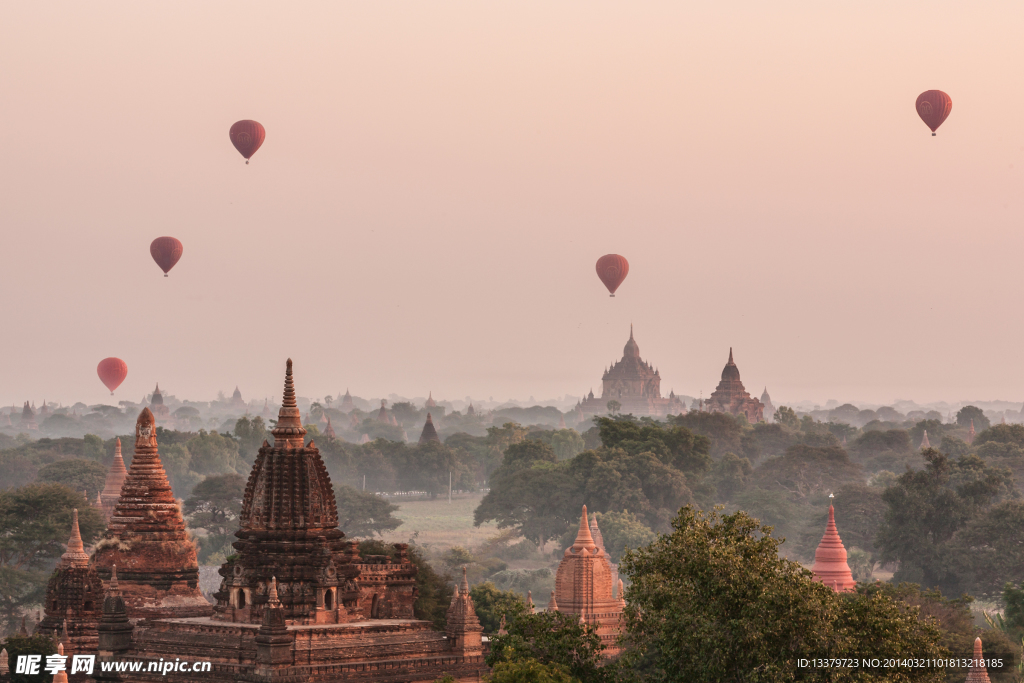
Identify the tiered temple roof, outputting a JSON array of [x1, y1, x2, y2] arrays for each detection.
[[551, 505, 624, 656], [579, 327, 678, 417], [419, 413, 441, 445], [810, 501, 856, 592], [704, 349, 764, 423], [38, 509, 104, 655], [89, 408, 211, 620], [149, 383, 169, 420], [99, 438, 128, 521], [445, 567, 483, 656]]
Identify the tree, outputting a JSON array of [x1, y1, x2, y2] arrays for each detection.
[[774, 406, 800, 430], [35, 459, 107, 500], [752, 445, 864, 502], [876, 449, 1017, 595], [468, 582, 526, 633], [484, 659, 575, 683], [334, 485, 402, 537], [2, 633, 56, 683], [358, 540, 452, 628], [474, 466, 580, 547], [0, 484, 105, 635], [398, 441, 472, 497], [847, 430, 914, 472], [951, 500, 1024, 599], [710, 452, 752, 501], [957, 405, 991, 432], [619, 505, 946, 683], [606, 400, 621, 415], [671, 412, 742, 459], [186, 430, 245, 477], [183, 473, 246, 536], [487, 610, 606, 682], [591, 510, 657, 564], [233, 416, 268, 463], [594, 416, 712, 475]]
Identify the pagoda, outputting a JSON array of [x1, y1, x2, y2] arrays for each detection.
[[419, 413, 441, 445], [37, 509, 104, 656], [579, 327, 677, 417], [704, 349, 764, 423], [21, 401, 37, 430], [760, 387, 776, 422], [810, 501, 856, 592], [551, 505, 625, 656], [230, 386, 246, 410], [424, 392, 437, 409], [214, 359, 414, 625], [966, 637, 992, 683], [149, 384, 170, 420], [93, 360, 488, 682], [89, 408, 211, 620], [99, 438, 128, 521], [920, 430, 931, 450], [376, 399, 389, 423], [340, 389, 354, 412]]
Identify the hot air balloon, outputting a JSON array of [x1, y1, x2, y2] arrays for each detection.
[[916, 90, 952, 136], [229, 120, 266, 164], [596, 254, 629, 297], [97, 358, 128, 395], [150, 237, 183, 277]]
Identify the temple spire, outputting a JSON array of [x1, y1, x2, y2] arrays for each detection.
[[810, 499, 855, 592], [62, 509, 89, 567], [419, 413, 441, 445], [271, 359, 306, 447], [571, 505, 597, 551], [728, 347, 734, 364], [267, 577, 282, 608], [966, 636, 991, 682], [547, 591, 558, 611]]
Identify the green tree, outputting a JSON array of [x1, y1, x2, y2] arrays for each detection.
[[487, 610, 606, 682], [0, 484, 104, 634], [334, 485, 402, 537], [773, 406, 800, 430], [2, 633, 56, 683], [710, 452, 752, 501], [35, 459, 107, 499], [752, 445, 863, 502], [358, 540, 452, 628], [876, 449, 1017, 595], [606, 400, 621, 415], [595, 416, 712, 475], [398, 441, 472, 497], [469, 582, 526, 633], [233, 416, 268, 463], [957, 405, 991, 432], [848, 430, 914, 472], [951, 500, 1024, 599], [485, 659, 574, 683], [186, 430, 245, 477], [592, 510, 657, 564], [672, 411, 743, 459], [619, 505, 946, 683], [183, 473, 246, 564]]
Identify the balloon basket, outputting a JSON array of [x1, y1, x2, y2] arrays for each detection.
[[932, 133, 936, 136], [609, 294, 615, 298], [164, 274, 169, 277], [246, 160, 250, 165]]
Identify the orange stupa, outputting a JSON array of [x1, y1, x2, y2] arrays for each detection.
[[99, 437, 128, 521], [966, 637, 991, 683], [811, 500, 855, 592]]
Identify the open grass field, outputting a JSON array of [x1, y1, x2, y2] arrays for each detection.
[[380, 493, 498, 550]]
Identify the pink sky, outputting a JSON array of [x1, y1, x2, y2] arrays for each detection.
[[1, 1, 1022, 408]]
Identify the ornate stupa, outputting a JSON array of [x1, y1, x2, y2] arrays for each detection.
[[340, 389, 354, 412], [551, 505, 624, 656], [149, 384, 170, 420], [419, 413, 441, 445], [214, 359, 415, 625], [37, 509, 104, 655], [810, 500, 856, 592], [966, 637, 992, 683], [424, 392, 437, 409], [89, 408, 211, 620], [376, 400, 389, 423], [230, 386, 246, 409], [579, 326, 677, 417], [760, 387, 776, 422], [446, 567, 483, 656], [99, 438, 128, 521], [21, 401, 37, 430], [704, 349, 764, 423], [324, 416, 337, 439]]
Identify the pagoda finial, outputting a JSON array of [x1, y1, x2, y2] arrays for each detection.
[[109, 564, 120, 596], [267, 577, 282, 608], [52, 643, 68, 683], [460, 566, 470, 595], [571, 505, 596, 551], [728, 347, 734, 364], [62, 508, 89, 567], [272, 359, 306, 446]]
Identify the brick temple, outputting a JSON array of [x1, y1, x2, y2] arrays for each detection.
[[83, 360, 487, 682], [703, 348, 764, 423], [810, 502, 856, 592], [579, 327, 685, 417], [549, 505, 625, 656]]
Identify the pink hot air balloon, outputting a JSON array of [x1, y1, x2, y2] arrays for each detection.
[[97, 358, 128, 395], [596, 254, 629, 297], [150, 237, 183, 277]]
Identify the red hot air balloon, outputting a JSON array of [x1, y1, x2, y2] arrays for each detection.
[[916, 90, 952, 136], [150, 237, 183, 277], [229, 120, 266, 164], [97, 358, 128, 395], [596, 254, 629, 297]]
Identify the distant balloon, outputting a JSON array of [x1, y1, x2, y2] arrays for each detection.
[[595, 254, 629, 297], [916, 90, 952, 136], [97, 358, 128, 395], [229, 120, 266, 164], [150, 237, 183, 277]]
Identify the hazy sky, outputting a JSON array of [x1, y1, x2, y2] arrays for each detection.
[[2, 2, 1022, 408]]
